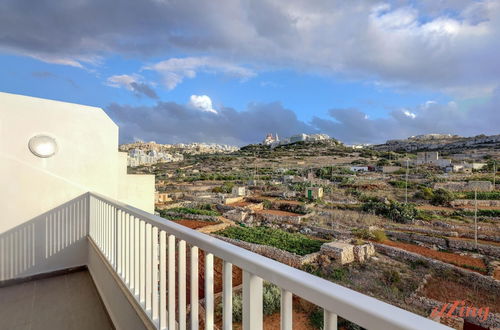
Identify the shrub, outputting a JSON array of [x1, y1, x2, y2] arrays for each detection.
[[232, 294, 243, 322], [462, 191, 500, 200], [212, 182, 235, 194], [431, 188, 454, 206], [414, 187, 434, 200], [382, 269, 401, 286], [352, 228, 386, 242], [362, 199, 417, 224], [329, 267, 349, 282], [388, 180, 414, 189], [352, 228, 371, 240], [222, 283, 280, 323], [262, 200, 273, 209], [215, 227, 323, 255], [262, 283, 281, 316], [308, 308, 323, 329], [372, 229, 387, 242]]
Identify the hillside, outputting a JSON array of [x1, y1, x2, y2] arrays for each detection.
[[373, 134, 500, 152]]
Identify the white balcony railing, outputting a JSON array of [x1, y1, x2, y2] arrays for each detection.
[[87, 192, 449, 330]]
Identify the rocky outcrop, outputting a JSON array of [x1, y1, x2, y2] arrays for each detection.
[[320, 241, 375, 265]]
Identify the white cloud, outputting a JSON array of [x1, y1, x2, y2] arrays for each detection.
[[145, 56, 256, 90], [106, 74, 158, 99], [106, 74, 141, 89], [188, 95, 218, 114], [403, 110, 416, 119]]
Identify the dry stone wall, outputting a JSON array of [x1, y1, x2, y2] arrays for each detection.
[[373, 243, 500, 292], [385, 230, 500, 258]]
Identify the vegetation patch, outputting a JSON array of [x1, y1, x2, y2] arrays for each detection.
[[362, 198, 418, 224], [452, 209, 500, 217], [160, 207, 220, 217], [216, 283, 281, 323], [215, 226, 323, 255], [457, 191, 500, 200]]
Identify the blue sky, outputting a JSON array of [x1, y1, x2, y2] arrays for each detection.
[[0, 0, 498, 145]]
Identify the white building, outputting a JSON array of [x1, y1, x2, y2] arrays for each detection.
[[270, 133, 330, 148], [231, 186, 246, 196], [350, 166, 369, 172], [413, 151, 451, 168]]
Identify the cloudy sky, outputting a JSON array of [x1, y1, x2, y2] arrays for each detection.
[[0, 0, 499, 145]]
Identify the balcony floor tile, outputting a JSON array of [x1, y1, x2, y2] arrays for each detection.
[[0, 270, 113, 330]]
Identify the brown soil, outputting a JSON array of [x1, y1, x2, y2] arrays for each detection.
[[421, 277, 500, 313], [416, 205, 455, 212], [256, 209, 302, 217], [227, 201, 254, 207], [379, 240, 487, 274], [174, 219, 216, 229]]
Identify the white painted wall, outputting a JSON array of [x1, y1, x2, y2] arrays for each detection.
[[0, 92, 154, 280], [88, 241, 151, 330]]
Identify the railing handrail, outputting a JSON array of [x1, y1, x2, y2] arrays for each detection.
[[88, 192, 450, 330]]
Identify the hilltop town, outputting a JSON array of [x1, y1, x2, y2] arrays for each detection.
[[125, 132, 499, 329]]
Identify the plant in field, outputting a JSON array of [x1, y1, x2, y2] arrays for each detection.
[[215, 226, 323, 255], [431, 188, 454, 206]]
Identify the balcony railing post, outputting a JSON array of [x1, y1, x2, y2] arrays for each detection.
[[242, 271, 262, 330], [190, 246, 199, 330], [324, 310, 338, 330], [222, 261, 232, 330], [205, 252, 214, 330], [281, 289, 292, 330]]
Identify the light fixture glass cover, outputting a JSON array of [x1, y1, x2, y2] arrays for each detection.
[[28, 135, 58, 158]]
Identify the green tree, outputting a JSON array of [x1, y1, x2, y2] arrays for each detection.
[[431, 188, 454, 206]]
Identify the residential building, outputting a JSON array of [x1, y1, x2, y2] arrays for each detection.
[[306, 186, 324, 200], [231, 186, 246, 197], [413, 152, 451, 167], [350, 166, 369, 172]]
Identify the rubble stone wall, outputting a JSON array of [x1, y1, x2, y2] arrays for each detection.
[[373, 243, 500, 292]]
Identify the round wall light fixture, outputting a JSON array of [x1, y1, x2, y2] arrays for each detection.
[[28, 135, 58, 158]]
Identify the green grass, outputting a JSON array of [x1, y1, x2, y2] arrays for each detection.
[[215, 226, 323, 255], [162, 207, 220, 217], [457, 191, 500, 200]]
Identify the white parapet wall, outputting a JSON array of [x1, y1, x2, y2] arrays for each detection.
[[0, 92, 154, 280]]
